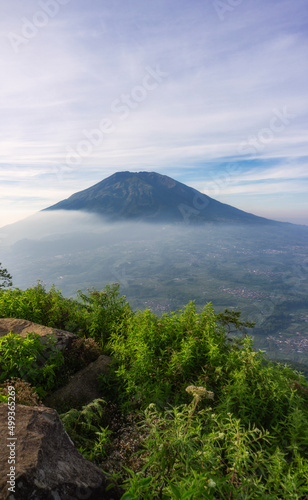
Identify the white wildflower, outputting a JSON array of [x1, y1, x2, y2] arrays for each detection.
[[208, 479, 216, 488], [185, 385, 214, 400]]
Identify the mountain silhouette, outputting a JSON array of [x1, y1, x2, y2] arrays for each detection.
[[44, 171, 275, 224]]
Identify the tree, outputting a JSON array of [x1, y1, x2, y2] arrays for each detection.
[[0, 263, 12, 288], [216, 308, 255, 333]]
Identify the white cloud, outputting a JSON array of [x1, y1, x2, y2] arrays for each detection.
[[207, 180, 308, 197]]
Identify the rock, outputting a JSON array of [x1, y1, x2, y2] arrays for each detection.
[[43, 355, 112, 411], [0, 404, 123, 500], [0, 318, 77, 352]]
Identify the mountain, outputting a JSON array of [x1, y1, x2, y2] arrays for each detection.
[[44, 171, 276, 224]]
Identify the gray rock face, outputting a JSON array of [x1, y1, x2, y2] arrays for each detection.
[[0, 318, 77, 351], [0, 404, 123, 500]]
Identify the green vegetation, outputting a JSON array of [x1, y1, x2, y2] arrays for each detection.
[[0, 262, 12, 289], [1, 283, 308, 498], [0, 332, 64, 397], [0, 281, 131, 346], [60, 398, 112, 462], [107, 302, 253, 410]]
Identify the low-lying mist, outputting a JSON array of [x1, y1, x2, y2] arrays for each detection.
[[0, 211, 113, 245], [0, 209, 307, 298]]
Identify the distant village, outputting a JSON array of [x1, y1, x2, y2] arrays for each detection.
[[266, 313, 308, 354], [220, 286, 267, 301]]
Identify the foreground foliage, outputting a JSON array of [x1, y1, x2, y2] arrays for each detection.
[[60, 398, 112, 462], [122, 402, 308, 499], [0, 332, 64, 397], [0, 283, 308, 498], [0, 281, 131, 347]]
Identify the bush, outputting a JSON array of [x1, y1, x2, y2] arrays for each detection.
[[108, 302, 243, 409], [0, 332, 64, 397], [0, 282, 79, 330], [0, 282, 131, 348], [122, 400, 308, 499], [104, 301, 308, 497], [76, 284, 131, 345], [60, 398, 111, 463], [219, 338, 308, 432]]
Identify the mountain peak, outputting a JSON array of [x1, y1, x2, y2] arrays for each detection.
[[44, 171, 273, 224]]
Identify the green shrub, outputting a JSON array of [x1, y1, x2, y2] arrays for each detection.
[[0, 282, 79, 330], [77, 284, 131, 345], [219, 338, 308, 433], [108, 302, 242, 409], [103, 300, 308, 497], [60, 398, 111, 462], [0, 332, 64, 397], [0, 282, 131, 348], [122, 399, 308, 499]]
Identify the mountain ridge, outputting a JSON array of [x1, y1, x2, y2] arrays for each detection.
[[44, 171, 278, 225]]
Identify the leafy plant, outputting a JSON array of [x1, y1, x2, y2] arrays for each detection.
[[1, 281, 308, 498], [122, 401, 308, 499], [0, 282, 80, 330], [77, 283, 131, 345], [108, 302, 243, 409], [0, 332, 64, 397], [0, 263, 12, 289], [0, 282, 131, 348], [60, 398, 111, 462], [219, 338, 308, 433]]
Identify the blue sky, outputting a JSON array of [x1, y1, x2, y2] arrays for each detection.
[[1, 0, 308, 226]]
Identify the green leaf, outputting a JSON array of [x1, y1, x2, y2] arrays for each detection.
[[120, 493, 138, 500], [138, 476, 152, 487], [169, 483, 182, 499]]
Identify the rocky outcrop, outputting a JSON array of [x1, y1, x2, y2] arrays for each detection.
[[0, 404, 123, 500], [43, 355, 112, 411], [0, 318, 76, 351]]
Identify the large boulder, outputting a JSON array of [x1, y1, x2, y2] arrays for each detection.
[[0, 318, 77, 351], [0, 404, 123, 500], [43, 355, 112, 411]]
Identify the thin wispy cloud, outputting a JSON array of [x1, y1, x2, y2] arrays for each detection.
[[0, 0, 307, 226]]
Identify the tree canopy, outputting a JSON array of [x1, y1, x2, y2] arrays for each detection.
[[0, 263, 12, 288]]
